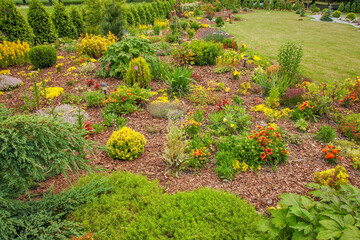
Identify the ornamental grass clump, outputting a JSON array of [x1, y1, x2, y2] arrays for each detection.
[[125, 57, 151, 88], [107, 127, 146, 161], [0, 75, 23, 91], [313, 165, 349, 190]]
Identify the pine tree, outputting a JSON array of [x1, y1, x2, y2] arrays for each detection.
[[274, 1, 280, 10], [101, 0, 126, 39], [0, 0, 34, 45], [269, 1, 274, 10], [151, 2, 160, 20], [144, 4, 152, 24], [338, 2, 344, 12], [52, 1, 77, 39], [287, 1, 292, 10], [293, 0, 299, 11], [126, 10, 134, 26], [249, 0, 254, 8], [280, 1, 286, 10], [356, 2, 360, 13], [28, 0, 57, 44], [69, 6, 84, 36], [344, 2, 351, 12], [146, 4, 155, 24], [137, 5, 147, 25]]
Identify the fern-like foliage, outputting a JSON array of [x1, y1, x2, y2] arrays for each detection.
[[0, 107, 97, 196]]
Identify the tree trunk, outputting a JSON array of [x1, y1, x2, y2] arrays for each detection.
[[23, 0, 26, 4]]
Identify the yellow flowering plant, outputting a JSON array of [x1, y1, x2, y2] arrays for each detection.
[[0, 70, 11, 75], [186, 147, 211, 169], [77, 32, 117, 59], [0, 40, 30, 68], [233, 70, 241, 80], [107, 127, 146, 161], [251, 104, 292, 122], [41, 87, 64, 100], [313, 165, 349, 190]]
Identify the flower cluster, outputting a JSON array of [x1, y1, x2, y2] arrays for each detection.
[[70, 232, 94, 240], [182, 112, 201, 136], [86, 79, 100, 90], [56, 63, 63, 74], [338, 76, 360, 106], [107, 127, 146, 161], [232, 70, 241, 79], [322, 145, 341, 164], [187, 147, 211, 169], [41, 87, 64, 100], [248, 125, 289, 164], [251, 104, 292, 121], [77, 32, 117, 59], [313, 165, 349, 190], [83, 121, 93, 139], [103, 87, 133, 104], [216, 98, 230, 112], [75, 55, 97, 66], [0, 70, 10, 75], [233, 160, 262, 172], [154, 19, 168, 29], [151, 92, 179, 104], [299, 101, 314, 111], [200, 24, 209, 28], [0, 40, 30, 68]]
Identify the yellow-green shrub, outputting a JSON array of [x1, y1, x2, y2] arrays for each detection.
[[0, 40, 30, 68], [76, 32, 117, 59], [125, 57, 151, 88], [313, 165, 349, 190], [107, 127, 146, 161]]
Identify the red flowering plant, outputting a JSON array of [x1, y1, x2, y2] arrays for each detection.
[[93, 83, 100, 90], [216, 98, 230, 112], [83, 121, 93, 139], [290, 100, 319, 122], [186, 147, 211, 169], [247, 125, 289, 166], [86, 79, 95, 87], [322, 145, 341, 164], [338, 112, 360, 143]]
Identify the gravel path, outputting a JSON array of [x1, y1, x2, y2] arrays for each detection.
[[309, 14, 360, 28]]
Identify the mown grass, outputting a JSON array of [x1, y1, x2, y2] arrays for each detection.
[[223, 10, 360, 83]]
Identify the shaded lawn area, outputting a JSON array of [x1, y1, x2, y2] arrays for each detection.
[[223, 10, 360, 83]]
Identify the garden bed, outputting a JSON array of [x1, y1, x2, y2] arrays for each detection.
[[2, 50, 360, 212]]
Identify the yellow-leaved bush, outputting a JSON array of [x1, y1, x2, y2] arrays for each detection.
[[76, 32, 117, 59], [313, 165, 349, 190], [125, 57, 151, 88], [0, 40, 30, 68], [107, 127, 146, 161]]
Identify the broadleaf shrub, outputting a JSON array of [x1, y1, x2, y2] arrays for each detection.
[[125, 57, 151, 88], [107, 127, 146, 160], [0, 107, 96, 196], [77, 33, 117, 59], [313, 165, 349, 190], [29, 45, 57, 69], [28, 0, 57, 44]]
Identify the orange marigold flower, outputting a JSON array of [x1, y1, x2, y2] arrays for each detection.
[[325, 153, 331, 159], [327, 145, 333, 149], [332, 149, 339, 154], [329, 153, 335, 158], [338, 156, 342, 160], [322, 148, 328, 153]]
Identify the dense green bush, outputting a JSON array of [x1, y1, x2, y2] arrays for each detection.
[[346, 12, 356, 21], [145, 4, 154, 24], [137, 4, 147, 24], [126, 9, 135, 25], [83, 0, 104, 34], [332, 10, 341, 18], [28, 0, 57, 44], [313, 125, 337, 143], [131, 6, 141, 25], [72, 171, 264, 239], [29, 45, 57, 69], [0, 0, 34, 45], [125, 57, 151, 88], [278, 41, 303, 79], [98, 37, 154, 77], [165, 66, 194, 97], [52, 0, 78, 39], [259, 183, 360, 240], [215, 16, 225, 27], [0, 107, 96, 196], [69, 5, 85, 36], [187, 39, 223, 65]]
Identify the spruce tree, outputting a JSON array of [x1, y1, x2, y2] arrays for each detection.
[[248, 0, 254, 8], [287, 1, 292, 10], [255, 0, 260, 9], [69, 6, 84, 37], [274, 1, 280, 10], [338, 2, 344, 12], [52, 1, 77, 39], [28, 0, 57, 44], [351, 2, 357, 12], [101, 0, 126, 39], [269, 1, 274, 10], [144, 5, 152, 24], [151, 2, 160, 20], [137, 5, 147, 25], [83, 0, 104, 35], [344, 2, 351, 12], [146, 4, 155, 24], [280, 1, 286, 10], [242, 0, 248, 8], [0, 0, 34, 45], [156, 1, 164, 19], [293, 0, 299, 10], [130, 7, 140, 26], [126, 9, 134, 26], [356, 2, 360, 13]]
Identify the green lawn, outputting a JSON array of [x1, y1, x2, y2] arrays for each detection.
[[223, 10, 360, 83]]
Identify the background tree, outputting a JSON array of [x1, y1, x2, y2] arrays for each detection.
[[28, 0, 57, 44], [101, 0, 127, 38], [52, 1, 77, 39], [0, 0, 34, 45], [69, 6, 85, 36]]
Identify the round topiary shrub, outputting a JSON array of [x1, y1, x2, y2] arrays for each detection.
[[29, 45, 57, 69], [332, 10, 341, 18], [107, 127, 146, 161], [125, 57, 151, 88], [346, 12, 356, 21]]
